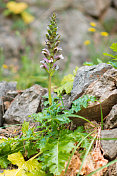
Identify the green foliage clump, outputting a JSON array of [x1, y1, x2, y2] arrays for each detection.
[[0, 94, 96, 175], [0, 151, 45, 176], [103, 42, 117, 69], [55, 66, 78, 95], [70, 95, 96, 113], [83, 43, 117, 69], [31, 95, 95, 175]]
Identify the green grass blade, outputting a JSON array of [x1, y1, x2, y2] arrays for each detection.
[[87, 159, 117, 176], [65, 130, 96, 175], [65, 114, 97, 127], [99, 102, 103, 130], [77, 135, 96, 176], [100, 137, 117, 140]]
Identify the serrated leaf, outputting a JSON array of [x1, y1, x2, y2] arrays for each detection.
[[8, 151, 25, 167], [103, 53, 117, 59], [0, 156, 10, 169], [0, 169, 18, 176], [61, 74, 74, 85], [110, 42, 117, 52], [55, 74, 74, 95], [2, 152, 45, 176], [71, 95, 96, 113], [55, 67, 79, 95], [0, 139, 6, 144], [41, 139, 75, 175]]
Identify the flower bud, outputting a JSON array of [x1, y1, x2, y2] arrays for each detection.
[[42, 48, 50, 58]]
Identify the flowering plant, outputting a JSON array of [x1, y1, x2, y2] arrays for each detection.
[[40, 13, 64, 105]]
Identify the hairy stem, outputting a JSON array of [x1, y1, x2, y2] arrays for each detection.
[[48, 74, 52, 105]]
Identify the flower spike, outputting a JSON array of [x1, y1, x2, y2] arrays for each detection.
[[40, 13, 63, 105]]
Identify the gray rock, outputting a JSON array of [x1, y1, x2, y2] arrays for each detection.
[[4, 90, 23, 102], [101, 129, 117, 160], [104, 104, 117, 129], [70, 67, 117, 125], [113, 0, 117, 8], [59, 9, 89, 68], [101, 7, 117, 32], [104, 161, 117, 176], [0, 81, 17, 126], [71, 63, 112, 101], [23, 0, 40, 5], [0, 16, 22, 59], [72, 0, 111, 17], [3, 85, 47, 124], [51, 0, 72, 10]]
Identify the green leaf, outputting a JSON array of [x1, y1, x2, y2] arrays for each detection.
[[3, 9, 11, 16], [103, 43, 117, 64], [73, 66, 78, 76], [8, 151, 25, 167], [107, 61, 117, 69], [1, 152, 45, 176], [83, 62, 94, 66], [71, 95, 96, 113], [97, 58, 103, 63], [103, 53, 117, 59], [55, 66, 78, 95], [77, 135, 96, 176], [110, 42, 117, 52], [22, 121, 29, 136], [0, 156, 10, 168], [61, 74, 74, 85], [40, 138, 75, 175], [55, 80, 73, 95]]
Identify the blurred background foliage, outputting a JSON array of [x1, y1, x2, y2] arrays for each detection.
[[0, 0, 117, 89]]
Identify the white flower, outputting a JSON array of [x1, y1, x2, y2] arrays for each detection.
[[59, 54, 64, 60]]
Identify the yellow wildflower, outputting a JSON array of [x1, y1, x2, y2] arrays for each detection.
[[84, 40, 90, 45], [21, 11, 34, 24], [7, 1, 28, 14], [2, 64, 8, 69], [90, 22, 96, 27], [88, 27, 96, 32], [100, 32, 109, 37]]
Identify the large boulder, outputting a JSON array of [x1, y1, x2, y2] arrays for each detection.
[[101, 128, 117, 160], [104, 104, 117, 129], [3, 85, 47, 124], [71, 63, 112, 101], [71, 67, 117, 125], [62, 63, 112, 108], [73, 0, 111, 17], [51, 0, 72, 10], [72, 0, 111, 17], [101, 7, 117, 33], [113, 0, 117, 8], [0, 81, 17, 126], [0, 16, 22, 60], [104, 161, 117, 176]]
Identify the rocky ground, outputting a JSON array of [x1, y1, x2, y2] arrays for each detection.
[[0, 63, 117, 175]]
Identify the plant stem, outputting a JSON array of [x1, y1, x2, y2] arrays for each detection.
[[48, 74, 52, 105]]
